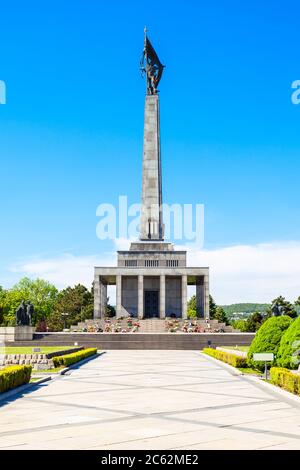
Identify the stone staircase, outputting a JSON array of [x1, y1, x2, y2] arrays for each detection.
[[70, 318, 239, 334], [16, 331, 255, 350], [138, 319, 166, 333]]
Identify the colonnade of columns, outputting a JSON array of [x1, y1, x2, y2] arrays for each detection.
[[94, 274, 209, 320]]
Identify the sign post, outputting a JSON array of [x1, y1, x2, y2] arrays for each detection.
[[253, 353, 274, 380]]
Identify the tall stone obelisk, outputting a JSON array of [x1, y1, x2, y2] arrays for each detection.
[[140, 94, 164, 240], [139, 29, 165, 241]]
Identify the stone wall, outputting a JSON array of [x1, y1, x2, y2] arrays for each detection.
[[0, 347, 83, 370], [0, 353, 54, 370]]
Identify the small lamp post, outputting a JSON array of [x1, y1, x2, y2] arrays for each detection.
[[61, 312, 69, 330]]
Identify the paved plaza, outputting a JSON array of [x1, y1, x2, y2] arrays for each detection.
[[0, 351, 300, 449]]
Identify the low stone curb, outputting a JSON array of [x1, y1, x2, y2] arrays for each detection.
[[0, 353, 102, 403], [199, 351, 244, 376], [58, 351, 102, 375], [0, 375, 51, 404], [242, 374, 300, 406], [200, 351, 300, 406]]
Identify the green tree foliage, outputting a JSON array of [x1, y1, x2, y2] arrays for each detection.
[[186, 294, 218, 319], [0, 278, 58, 326], [247, 316, 293, 370], [231, 312, 264, 332], [187, 295, 197, 318], [245, 312, 264, 332], [0, 286, 6, 325], [222, 303, 269, 316], [277, 317, 300, 369], [266, 295, 297, 318], [209, 295, 217, 319], [231, 319, 249, 332], [105, 303, 116, 318], [49, 284, 94, 328], [214, 306, 229, 325]]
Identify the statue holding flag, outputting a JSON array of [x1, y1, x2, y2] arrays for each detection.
[[140, 27, 165, 95]]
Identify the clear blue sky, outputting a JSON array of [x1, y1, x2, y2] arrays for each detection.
[[1, 0, 300, 294]]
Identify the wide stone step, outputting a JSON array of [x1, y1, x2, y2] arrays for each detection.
[[6, 332, 256, 350]]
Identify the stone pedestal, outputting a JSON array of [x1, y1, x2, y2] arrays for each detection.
[[0, 326, 35, 343]]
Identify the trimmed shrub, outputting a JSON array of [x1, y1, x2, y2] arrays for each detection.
[[270, 367, 300, 396], [0, 365, 32, 394], [247, 316, 292, 371], [52, 348, 97, 367], [203, 348, 247, 367], [277, 316, 300, 369]]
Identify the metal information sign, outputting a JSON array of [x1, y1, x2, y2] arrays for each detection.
[[253, 353, 274, 379], [253, 353, 274, 362]]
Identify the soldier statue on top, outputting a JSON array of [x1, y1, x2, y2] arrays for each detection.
[[140, 27, 165, 95]]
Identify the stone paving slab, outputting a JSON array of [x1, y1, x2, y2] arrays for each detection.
[[0, 350, 300, 449]]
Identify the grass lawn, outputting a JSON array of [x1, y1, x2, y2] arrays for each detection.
[[0, 346, 72, 355], [31, 366, 65, 374], [238, 367, 262, 376]]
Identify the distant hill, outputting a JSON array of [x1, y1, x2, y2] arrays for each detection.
[[221, 303, 270, 316]]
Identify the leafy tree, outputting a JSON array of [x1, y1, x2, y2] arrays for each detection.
[[0, 286, 6, 324], [266, 296, 297, 318], [105, 302, 116, 318], [214, 306, 229, 325], [0, 278, 58, 326], [46, 312, 64, 332], [294, 296, 300, 314], [277, 317, 300, 369], [50, 284, 93, 328], [247, 316, 293, 370], [231, 319, 249, 332], [246, 312, 264, 332], [187, 295, 197, 318], [209, 295, 217, 319]]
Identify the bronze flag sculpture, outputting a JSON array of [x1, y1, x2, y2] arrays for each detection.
[[140, 28, 164, 95]]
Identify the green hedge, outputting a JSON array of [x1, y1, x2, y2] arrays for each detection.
[[52, 348, 97, 367], [277, 316, 300, 369], [203, 348, 247, 367], [0, 365, 32, 394], [270, 367, 300, 396], [247, 316, 292, 371]]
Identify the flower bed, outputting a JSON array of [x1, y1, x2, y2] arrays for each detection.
[[0, 365, 32, 394], [270, 367, 300, 396], [203, 347, 247, 367], [52, 348, 97, 367]]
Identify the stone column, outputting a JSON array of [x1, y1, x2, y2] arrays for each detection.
[[196, 276, 205, 318], [138, 275, 144, 319], [100, 281, 107, 318], [93, 275, 101, 319], [159, 275, 165, 319], [181, 275, 187, 319], [140, 94, 164, 240], [116, 275, 122, 318], [204, 274, 210, 319]]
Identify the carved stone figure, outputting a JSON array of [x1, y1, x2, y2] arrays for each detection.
[[16, 300, 26, 326], [15, 300, 34, 326], [26, 302, 34, 326], [271, 303, 284, 317]]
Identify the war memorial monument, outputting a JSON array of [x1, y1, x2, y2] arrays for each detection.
[[94, 32, 210, 322]]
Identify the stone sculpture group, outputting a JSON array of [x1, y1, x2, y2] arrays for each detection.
[[16, 301, 35, 326]]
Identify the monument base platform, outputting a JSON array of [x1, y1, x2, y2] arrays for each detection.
[[0, 326, 35, 343], [9, 331, 255, 350]]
